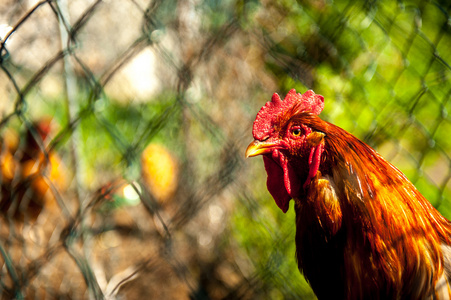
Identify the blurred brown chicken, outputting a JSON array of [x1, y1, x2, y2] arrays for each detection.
[[0, 119, 67, 222]]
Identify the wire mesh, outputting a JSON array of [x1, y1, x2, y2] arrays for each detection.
[[0, 0, 450, 299]]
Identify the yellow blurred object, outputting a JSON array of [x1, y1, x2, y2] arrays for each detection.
[[1, 149, 16, 180], [141, 144, 178, 203], [0, 128, 19, 180]]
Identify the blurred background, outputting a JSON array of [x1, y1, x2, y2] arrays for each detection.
[[0, 0, 450, 299]]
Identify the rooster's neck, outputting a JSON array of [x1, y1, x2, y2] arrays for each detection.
[[293, 123, 451, 299]]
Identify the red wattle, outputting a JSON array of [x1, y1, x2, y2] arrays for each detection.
[[280, 154, 301, 199], [263, 150, 303, 213], [263, 156, 291, 213]]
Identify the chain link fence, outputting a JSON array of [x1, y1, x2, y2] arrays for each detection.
[[0, 0, 450, 299]]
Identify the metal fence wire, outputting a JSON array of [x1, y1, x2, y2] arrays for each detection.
[[0, 0, 450, 299]]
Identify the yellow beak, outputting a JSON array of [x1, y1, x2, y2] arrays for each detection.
[[245, 140, 278, 158]]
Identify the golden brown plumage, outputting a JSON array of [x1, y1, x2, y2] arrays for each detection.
[[246, 89, 451, 299]]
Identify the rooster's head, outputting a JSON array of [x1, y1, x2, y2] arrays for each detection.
[[246, 89, 325, 212]]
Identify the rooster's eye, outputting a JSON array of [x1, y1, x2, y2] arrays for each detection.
[[291, 127, 302, 137]]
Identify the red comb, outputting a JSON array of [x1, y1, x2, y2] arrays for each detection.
[[252, 89, 324, 140]]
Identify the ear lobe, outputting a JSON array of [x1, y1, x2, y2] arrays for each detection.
[[306, 131, 325, 147]]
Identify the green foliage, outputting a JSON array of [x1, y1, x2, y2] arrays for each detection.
[[232, 190, 316, 299]]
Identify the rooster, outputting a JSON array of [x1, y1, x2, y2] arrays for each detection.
[[246, 89, 451, 299]]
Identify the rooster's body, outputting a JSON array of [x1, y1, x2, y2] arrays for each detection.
[[0, 120, 66, 221], [246, 89, 451, 299]]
